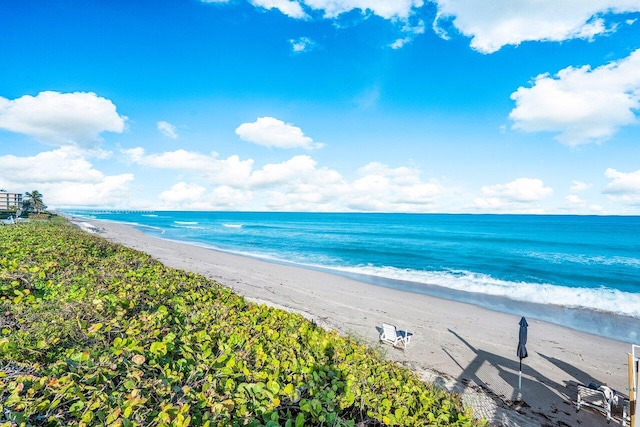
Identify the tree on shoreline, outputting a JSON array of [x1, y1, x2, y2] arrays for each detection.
[[24, 190, 47, 214]]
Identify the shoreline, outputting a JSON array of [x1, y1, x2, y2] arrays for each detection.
[[77, 218, 632, 426], [109, 217, 640, 345]]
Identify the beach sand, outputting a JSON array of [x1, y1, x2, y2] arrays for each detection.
[[79, 219, 633, 426]]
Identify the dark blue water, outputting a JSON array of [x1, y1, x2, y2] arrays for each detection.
[[65, 211, 640, 342]]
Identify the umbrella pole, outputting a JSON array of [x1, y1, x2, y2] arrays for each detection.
[[519, 359, 522, 389]]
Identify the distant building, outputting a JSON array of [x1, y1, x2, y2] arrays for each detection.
[[0, 191, 22, 210]]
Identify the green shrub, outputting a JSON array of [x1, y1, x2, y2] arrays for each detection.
[[0, 220, 484, 426]]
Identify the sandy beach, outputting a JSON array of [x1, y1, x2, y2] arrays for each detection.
[[79, 219, 633, 426]]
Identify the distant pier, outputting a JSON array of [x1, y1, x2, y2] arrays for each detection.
[[61, 209, 156, 215]]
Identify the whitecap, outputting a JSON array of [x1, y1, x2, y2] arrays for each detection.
[[331, 265, 640, 318]]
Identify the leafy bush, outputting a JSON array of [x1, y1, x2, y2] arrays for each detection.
[[0, 220, 484, 426]]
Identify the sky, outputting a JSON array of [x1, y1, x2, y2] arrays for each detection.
[[1, 0, 639, 214]]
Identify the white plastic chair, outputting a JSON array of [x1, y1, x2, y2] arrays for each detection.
[[380, 323, 412, 349]]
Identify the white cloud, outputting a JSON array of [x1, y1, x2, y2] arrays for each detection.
[[122, 147, 254, 187], [603, 168, 640, 205], [0, 147, 133, 207], [0, 147, 104, 184], [604, 168, 640, 193], [0, 91, 127, 147], [432, 0, 640, 53], [250, 160, 442, 212], [290, 37, 316, 53], [570, 180, 592, 192], [156, 182, 253, 211], [203, 0, 424, 20], [46, 175, 134, 207], [389, 37, 411, 49], [122, 146, 446, 211], [474, 178, 553, 211], [249, 155, 323, 187], [565, 194, 586, 206], [122, 147, 145, 163], [251, 156, 348, 210], [158, 182, 206, 205], [210, 186, 254, 208], [481, 178, 553, 202], [389, 19, 425, 49], [303, 0, 423, 19], [509, 49, 640, 146], [251, 0, 308, 18], [346, 162, 442, 211], [157, 121, 178, 139], [235, 117, 324, 149]]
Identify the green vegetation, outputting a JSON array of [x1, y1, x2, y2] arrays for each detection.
[[0, 219, 482, 426], [23, 191, 47, 215]]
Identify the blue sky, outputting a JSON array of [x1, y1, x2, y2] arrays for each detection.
[[1, 0, 639, 214]]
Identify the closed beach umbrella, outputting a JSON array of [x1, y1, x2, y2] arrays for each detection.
[[517, 317, 528, 389]]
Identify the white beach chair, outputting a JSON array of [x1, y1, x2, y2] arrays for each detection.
[[380, 323, 412, 349], [576, 383, 619, 423]]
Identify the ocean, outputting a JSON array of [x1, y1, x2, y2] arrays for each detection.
[[64, 211, 640, 343]]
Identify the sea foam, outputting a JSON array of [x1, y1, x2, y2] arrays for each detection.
[[332, 265, 640, 318]]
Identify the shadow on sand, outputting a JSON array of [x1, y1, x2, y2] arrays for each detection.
[[444, 329, 626, 426]]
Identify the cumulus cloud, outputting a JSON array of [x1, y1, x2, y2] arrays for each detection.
[[158, 182, 206, 206], [235, 117, 324, 149], [250, 156, 348, 210], [603, 168, 640, 205], [347, 162, 442, 211], [509, 49, 640, 146], [290, 37, 316, 53], [0, 147, 133, 207], [0, 91, 127, 147], [565, 194, 586, 206], [251, 0, 308, 18], [570, 180, 592, 192], [45, 175, 134, 207], [157, 121, 178, 139], [0, 147, 104, 184], [248, 159, 442, 212], [121, 146, 446, 211], [481, 178, 553, 202], [303, 0, 423, 19], [211, 0, 424, 20], [432, 0, 640, 54], [146, 182, 254, 211], [474, 178, 553, 211], [604, 168, 640, 193], [122, 147, 254, 187], [249, 155, 326, 187], [201, 0, 426, 46]]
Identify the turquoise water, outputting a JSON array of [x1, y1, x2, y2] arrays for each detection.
[[65, 211, 640, 343]]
